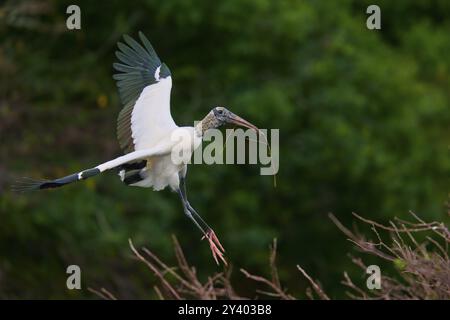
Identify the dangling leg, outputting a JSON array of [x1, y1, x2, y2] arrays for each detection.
[[180, 176, 210, 231], [178, 174, 226, 265], [179, 175, 224, 248], [177, 188, 206, 235]]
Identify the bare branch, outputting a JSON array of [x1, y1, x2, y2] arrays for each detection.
[[128, 238, 182, 300], [296, 265, 330, 300]]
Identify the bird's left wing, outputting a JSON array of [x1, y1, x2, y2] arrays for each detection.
[[114, 32, 177, 154]]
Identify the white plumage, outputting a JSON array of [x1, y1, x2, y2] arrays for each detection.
[[124, 127, 201, 191], [131, 76, 177, 152]]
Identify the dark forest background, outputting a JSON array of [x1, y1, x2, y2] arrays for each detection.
[[0, 0, 449, 299]]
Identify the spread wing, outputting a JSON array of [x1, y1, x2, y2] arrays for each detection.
[[113, 32, 177, 154]]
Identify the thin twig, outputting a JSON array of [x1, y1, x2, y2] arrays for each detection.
[[296, 265, 330, 300], [128, 238, 181, 300]]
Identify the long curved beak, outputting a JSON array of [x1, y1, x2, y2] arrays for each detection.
[[226, 112, 259, 131]]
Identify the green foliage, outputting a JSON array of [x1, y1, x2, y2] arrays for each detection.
[[0, 0, 448, 298]]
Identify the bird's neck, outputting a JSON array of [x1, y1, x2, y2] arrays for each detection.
[[194, 121, 204, 137], [195, 112, 218, 137]]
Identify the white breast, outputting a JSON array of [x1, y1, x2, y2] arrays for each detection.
[[128, 126, 201, 191]]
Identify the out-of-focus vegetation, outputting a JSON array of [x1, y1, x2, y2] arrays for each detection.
[[96, 212, 449, 300], [0, 0, 448, 299]]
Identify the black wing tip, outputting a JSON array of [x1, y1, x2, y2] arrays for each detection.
[[138, 31, 147, 41], [117, 32, 155, 57], [123, 34, 133, 43], [119, 34, 135, 51], [10, 177, 49, 193], [113, 31, 163, 107]]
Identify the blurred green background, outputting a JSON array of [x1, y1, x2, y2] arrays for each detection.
[[0, 0, 448, 299]]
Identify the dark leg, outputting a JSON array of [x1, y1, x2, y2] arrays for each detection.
[[178, 175, 226, 265], [179, 176, 213, 233], [177, 188, 206, 235]]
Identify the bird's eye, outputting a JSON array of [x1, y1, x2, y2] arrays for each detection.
[[216, 108, 223, 114]]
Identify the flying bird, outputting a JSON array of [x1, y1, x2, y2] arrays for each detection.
[[14, 32, 260, 265]]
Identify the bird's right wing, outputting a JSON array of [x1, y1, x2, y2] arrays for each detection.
[[113, 32, 178, 154], [12, 145, 173, 192], [96, 145, 172, 172]]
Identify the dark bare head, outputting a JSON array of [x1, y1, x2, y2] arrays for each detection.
[[197, 107, 258, 135]]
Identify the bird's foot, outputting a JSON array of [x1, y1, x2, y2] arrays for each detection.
[[202, 229, 227, 266]]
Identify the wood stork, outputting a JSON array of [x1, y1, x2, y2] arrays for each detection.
[[14, 32, 259, 265]]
